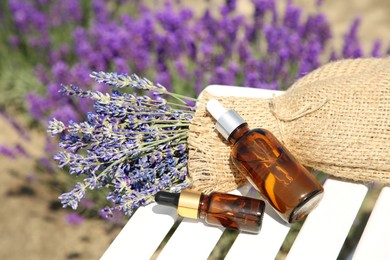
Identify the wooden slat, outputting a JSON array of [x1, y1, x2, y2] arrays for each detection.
[[353, 187, 390, 260], [101, 204, 177, 260], [286, 179, 368, 260], [226, 186, 291, 260], [157, 218, 225, 259], [204, 84, 283, 98]]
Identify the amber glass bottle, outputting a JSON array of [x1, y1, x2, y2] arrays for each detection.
[[155, 190, 265, 233], [207, 100, 324, 223]]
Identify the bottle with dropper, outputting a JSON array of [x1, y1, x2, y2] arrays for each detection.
[[155, 189, 265, 234], [206, 99, 324, 223]]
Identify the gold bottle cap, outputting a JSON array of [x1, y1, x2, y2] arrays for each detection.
[[177, 190, 202, 219]]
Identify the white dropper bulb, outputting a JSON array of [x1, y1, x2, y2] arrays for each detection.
[[206, 99, 246, 140], [206, 99, 227, 120]]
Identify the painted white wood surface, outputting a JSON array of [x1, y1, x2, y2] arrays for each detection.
[[101, 85, 384, 260], [286, 179, 368, 260], [100, 204, 177, 260], [225, 186, 291, 260], [352, 187, 390, 260], [157, 217, 224, 260], [204, 84, 283, 98]]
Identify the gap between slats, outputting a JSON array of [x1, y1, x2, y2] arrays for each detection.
[[352, 186, 390, 260], [286, 179, 368, 260], [101, 204, 178, 260]]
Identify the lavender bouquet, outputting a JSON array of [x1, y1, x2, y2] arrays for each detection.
[[48, 72, 194, 217]]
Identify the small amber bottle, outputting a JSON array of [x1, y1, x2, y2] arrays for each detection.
[[207, 99, 324, 223], [155, 189, 265, 234]]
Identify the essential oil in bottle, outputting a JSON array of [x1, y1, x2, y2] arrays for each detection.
[[154, 189, 265, 234], [206, 99, 324, 223]]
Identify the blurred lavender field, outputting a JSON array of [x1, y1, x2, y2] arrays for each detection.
[[0, 0, 389, 259], [2, 0, 388, 124]]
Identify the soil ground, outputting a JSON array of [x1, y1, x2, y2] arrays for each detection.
[[0, 116, 122, 260], [1, 1, 389, 259]]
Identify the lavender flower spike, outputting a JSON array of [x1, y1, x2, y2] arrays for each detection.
[[91, 72, 166, 92], [59, 183, 86, 210], [47, 118, 66, 136], [90, 72, 197, 104]]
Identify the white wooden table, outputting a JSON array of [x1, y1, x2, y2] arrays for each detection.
[[101, 86, 390, 260]]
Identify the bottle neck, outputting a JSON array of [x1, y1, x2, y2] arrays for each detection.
[[214, 109, 246, 140], [177, 190, 202, 219], [228, 123, 250, 144], [198, 193, 209, 220]]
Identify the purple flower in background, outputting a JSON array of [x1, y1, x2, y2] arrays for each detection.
[[113, 58, 130, 74], [156, 66, 172, 92], [38, 157, 56, 173], [10, 0, 47, 33], [66, 213, 85, 225], [371, 40, 382, 57], [221, 0, 237, 15], [51, 105, 79, 123], [300, 13, 331, 47], [14, 144, 29, 158], [80, 199, 96, 210], [92, 0, 110, 23], [284, 2, 302, 30], [9, 0, 385, 125], [48, 0, 82, 26], [343, 18, 363, 58], [26, 93, 50, 122], [0, 145, 16, 159], [73, 28, 92, 61], [52, 62, 69, 85]]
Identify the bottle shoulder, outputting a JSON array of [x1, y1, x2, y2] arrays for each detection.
[[233, 128, 269, 144], [248, 128, 269, 135]]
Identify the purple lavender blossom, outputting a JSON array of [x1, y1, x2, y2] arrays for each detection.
[[371, 40, 382, 57], [58, 182, 86, 210], [80, 199, 96, 210], [100, 207, 113, 219], [9, 0, 48, 33], [0, 145, 16, 159], [50, 0, 82, 26], [342, 18, 363, 58], [284, 2, 302, 30], [66, 213, 85, 225]]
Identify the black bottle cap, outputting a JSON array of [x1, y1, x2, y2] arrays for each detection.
[[155, 191, 180, 208]]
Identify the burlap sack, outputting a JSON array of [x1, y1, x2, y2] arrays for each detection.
[[188, 57, 390, 193]]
